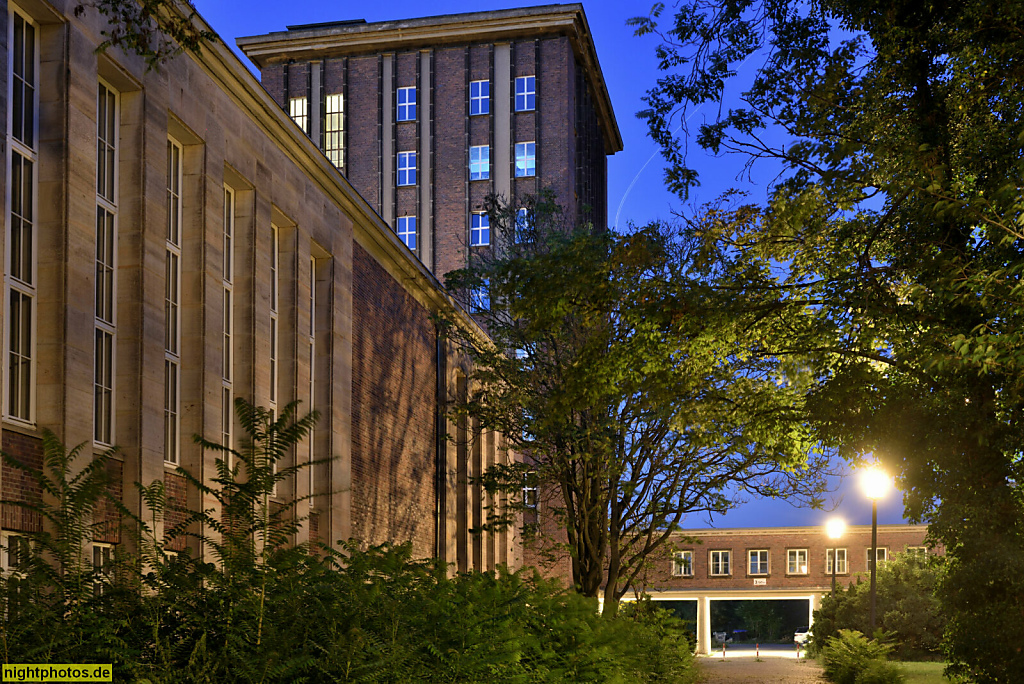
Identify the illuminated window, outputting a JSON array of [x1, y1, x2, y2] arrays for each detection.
[[515, 75, 535, 111], [289, 96, 308, 133], [672, 551, 693, 577], [164, 138, 183, 464], [470, 80, 489, 115], [397, 87, 416, 121], [324, 93, 344, 168], [787, 548, 808, 575]]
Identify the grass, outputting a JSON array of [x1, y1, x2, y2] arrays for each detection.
[[899, 661, 952, 683]]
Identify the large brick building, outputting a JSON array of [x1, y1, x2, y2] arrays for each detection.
[[0, 0, 513, 575], [236, 4, 622, 280]]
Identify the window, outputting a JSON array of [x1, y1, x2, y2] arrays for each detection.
[[397, 86, 416, 121], [827, 548, 848, 574], [709, 550, 731, 576], [324, 93, 344, 169], [515, 75, 535, 111], [397, 151, 417, 186], [222, 186, 234, 453], [94, 82, 118, 446], [470, 279, 490, 312], [787, 549, 809, 574], [515, 142, 536, 177], [469, 145, 490, 180], [470, 80, 489, 115], [748, 549, 769, 575], [2, 533, 29, 573], [308, 255, 317, 497], [289, 96, 308, 134], [470, 213, 489, 247], [92, 542, 113, 594], [905, 546, 927, 557], [672, 551, 693, 577], [164, 138, 183, 464], [6, 11, 37, 423], [269, 225, 279, 407], [867, 547, 888, 566], [522, 471, 538, 508], [397, 216, 417, 250]]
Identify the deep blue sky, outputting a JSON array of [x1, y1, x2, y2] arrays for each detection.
[[192, 0, 908, 530]]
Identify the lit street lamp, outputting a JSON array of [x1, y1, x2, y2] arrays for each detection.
[[861, 467, 891, 632], [826, 518, 846, 598]]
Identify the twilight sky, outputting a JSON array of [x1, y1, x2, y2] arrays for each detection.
[[191, 0, 909, 530]]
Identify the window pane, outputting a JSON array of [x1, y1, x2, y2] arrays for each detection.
[[324, 94, 344, 168]]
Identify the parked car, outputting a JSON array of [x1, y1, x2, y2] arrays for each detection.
[[793, 627, 811, 645]]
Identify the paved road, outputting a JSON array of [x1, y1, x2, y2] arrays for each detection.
[[697, 655, 827, 683]]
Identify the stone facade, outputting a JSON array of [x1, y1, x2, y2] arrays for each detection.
[[0, 0, 512, 573]]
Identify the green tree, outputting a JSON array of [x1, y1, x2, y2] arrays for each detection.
[[74, 0, 215, 68], [443, 196, 828, 616], [632, 1, 1024, 679], [812, 552, 946, 660]]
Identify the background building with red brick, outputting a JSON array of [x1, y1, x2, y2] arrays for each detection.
[[237, 4, 622, 281]]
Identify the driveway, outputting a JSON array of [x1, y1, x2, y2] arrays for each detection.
[[697, 655, 827, 683]]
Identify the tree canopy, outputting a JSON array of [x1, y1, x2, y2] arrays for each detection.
[[443, 195, 828, 615], [633, 0, 1024, 679]]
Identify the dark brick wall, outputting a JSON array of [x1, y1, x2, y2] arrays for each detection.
[[164, 471, 188, 552], [1, 431, 43, 532], [538, 37, 575, 226], [347, 56, 381, 211], [649, 527, 941, 592], [262, 63, 286, 109], [94, 458, 123, 544], [350, 242, 438, 558], [433, 47, 468, 279]]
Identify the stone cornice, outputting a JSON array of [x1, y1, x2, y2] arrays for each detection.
[[237, 4, 623, 154], [674, 524, 927, 538]]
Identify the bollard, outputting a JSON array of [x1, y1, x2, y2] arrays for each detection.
[[756, 643, 759, 658]]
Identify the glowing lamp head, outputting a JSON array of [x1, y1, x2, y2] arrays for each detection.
[[826, 518, 846, 540], [861, 467, 891, 501]]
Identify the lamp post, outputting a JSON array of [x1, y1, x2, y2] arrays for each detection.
[[861, 467, 891, 633], [826, 518, 846, 598]]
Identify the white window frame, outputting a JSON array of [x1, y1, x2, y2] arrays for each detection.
[[522, 470, 538, 508], [905, 546, 927, 556], [323, 93, 344, 169], [827, 547, 848, 574], [269, 224, 279, 408], [397, 151, 416, 186], [672, 550, 693, 577], [222, 185, 235, 455], [787, 548, 809, 575], [164, 137, 183, 465], [92, 541, 113, 594], [867, 547, 888, 566], [515, 75, 535, 112], [515, 141, 536, 177], [397, 216, 416, 250], [1, 532, 29, 574], [94, 80, 119, 447], [470, 80, 489, 115], [5, 7, 39, 424], [471, 212, 489, 247], [397, 86, 416, 122], [289, 96, 308, 134], [709, 549, 731, 576], [748, 549, 769, 575], [469, 145, 489, 181]]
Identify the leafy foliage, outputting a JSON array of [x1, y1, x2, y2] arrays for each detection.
[[821, 630, 905, 684], [0, 400, 697, 683], [74, 0, 216, 69], [811, 553, 946, 660], [633, 0, 1024, 679], [442, 194, 829, 614]]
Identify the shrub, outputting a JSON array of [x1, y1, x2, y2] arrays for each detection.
[[0, 400, 697, 683], [821, 630, 904, 684]]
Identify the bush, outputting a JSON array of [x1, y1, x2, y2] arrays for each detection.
[[0, 401, 697, 683], [810, 553, 945, 660], [821, 630, 904, 684]]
